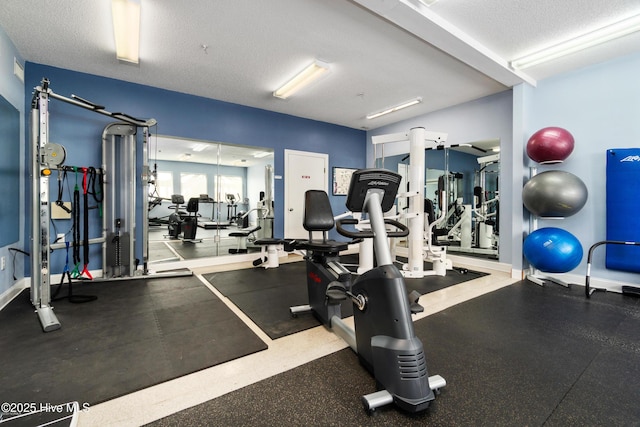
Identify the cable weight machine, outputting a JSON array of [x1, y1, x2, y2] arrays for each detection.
[[30, 78, 188, 332], [102, 122, 138, 278]]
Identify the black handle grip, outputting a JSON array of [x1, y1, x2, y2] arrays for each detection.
[[384, 219, 410, 237], [336, 219, 374, 238], [112, 112, 145, 122], [336, 218, 409, 238], [71, 94, 105, 110]]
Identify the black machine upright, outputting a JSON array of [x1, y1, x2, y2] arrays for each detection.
[[167, 195, 200, 241], [290, 168, 445, 413]]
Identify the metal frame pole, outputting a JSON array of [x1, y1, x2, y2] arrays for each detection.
[[31, 89, 61, 332], [141, 128, 150, 274], [407, 127, 426, 275]]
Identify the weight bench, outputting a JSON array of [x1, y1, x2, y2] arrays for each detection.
[[229, 225, 261, 254], [252, 238, 285, 268]]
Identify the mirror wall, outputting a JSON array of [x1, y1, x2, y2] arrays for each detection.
[[147, 135, 274, 264], [376, 139, 500, 261]]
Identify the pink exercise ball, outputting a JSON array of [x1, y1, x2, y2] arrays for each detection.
[[526, 127, 575, 164]]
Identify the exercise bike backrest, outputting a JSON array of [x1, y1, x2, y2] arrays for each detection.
[[303, 189, 336, 243], [335, 169, 409, 240]]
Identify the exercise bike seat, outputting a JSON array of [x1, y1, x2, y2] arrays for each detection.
[[299, 190, 350, 254], [297, 239, 349, 253]]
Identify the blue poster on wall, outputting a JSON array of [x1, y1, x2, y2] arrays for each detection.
[[0, 95, 20, 247], [606, 148, 640, 273]]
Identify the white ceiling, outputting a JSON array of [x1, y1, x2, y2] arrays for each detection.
[[2, 0, 640, 134]]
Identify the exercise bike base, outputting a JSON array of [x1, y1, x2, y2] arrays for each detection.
[[330, 315, 357, 352], [289, 304, 311, 317], [362, 375, 446, 413]]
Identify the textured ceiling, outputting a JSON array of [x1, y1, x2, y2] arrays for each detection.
[[1, 0, 639, 132]]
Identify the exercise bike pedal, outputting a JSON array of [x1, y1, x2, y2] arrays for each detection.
[[408, 290, 424, 314], [325, 281, 348, 302], [410, 303, 424, 314]]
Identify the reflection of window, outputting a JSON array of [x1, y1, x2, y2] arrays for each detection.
[[181, 173, 207, 200], [216, 176, 243, 201], [154, 171, 173, 198]]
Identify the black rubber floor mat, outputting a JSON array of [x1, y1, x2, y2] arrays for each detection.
[[0, 275, 268, 408], [205, 260, 485, 339]]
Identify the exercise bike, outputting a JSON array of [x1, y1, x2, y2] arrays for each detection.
[[167, 194, 200, 241], [290, 168, 445, 414]]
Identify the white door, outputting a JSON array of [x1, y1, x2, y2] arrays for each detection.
[[284, 149, 328, 238]]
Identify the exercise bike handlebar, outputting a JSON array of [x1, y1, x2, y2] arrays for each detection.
[[336, 218, 410, 239]]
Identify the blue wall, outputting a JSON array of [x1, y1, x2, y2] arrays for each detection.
[[0, 26, 25, 295], [23, 63, 366, 274]]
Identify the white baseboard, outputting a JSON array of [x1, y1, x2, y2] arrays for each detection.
[[511, 269, 523, 280], [447, 253, 511, 275], [0, 278, 29, 312], [525, 271, 639, 294]]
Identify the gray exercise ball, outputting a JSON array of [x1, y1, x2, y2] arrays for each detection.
[[523, 170, 588, 217]]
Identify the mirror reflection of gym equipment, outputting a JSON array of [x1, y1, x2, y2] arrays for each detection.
[[439, 152, 500, 258], [376, 130, 501, 265], [166, 195, 201, 242], [146, 136, 275, 263]]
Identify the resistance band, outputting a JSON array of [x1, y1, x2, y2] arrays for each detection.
[[52, 242, 71, 301], [53, 209, 96, 303], [80, 168, 93, 279], [55, 169, 72, 214], [71, 168, 82, 278], [87, 166, 103, 216]]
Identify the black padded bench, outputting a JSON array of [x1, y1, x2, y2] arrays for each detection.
[[228, 226, 261, 254]]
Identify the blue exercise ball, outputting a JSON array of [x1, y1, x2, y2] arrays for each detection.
[[523, 227, 583, 273], [523, 170, 588, 217]]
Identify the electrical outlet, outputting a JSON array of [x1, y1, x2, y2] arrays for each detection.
[[1, 256, 5, 271]]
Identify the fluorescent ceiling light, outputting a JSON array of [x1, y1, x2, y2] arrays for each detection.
[[366, 97, 423, 120], [253, 151, 271, 158], [511, 13, 640, 70], [192, 143, 209, 152], [112, 0, 141, 64], [273, 60, 330, 99], [418, 0, 439, 6]]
